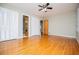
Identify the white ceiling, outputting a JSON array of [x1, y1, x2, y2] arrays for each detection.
[[0, 3, 78, 18]]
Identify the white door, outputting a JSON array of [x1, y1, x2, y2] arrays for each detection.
[[0, 7, 19, 41]]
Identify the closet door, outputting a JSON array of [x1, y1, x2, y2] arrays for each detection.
[[77, 8, 79, 39], [0, 7, 19, 41], [4, 9, 10, 40], [0, 8, 6, 41], [9, 10, 19, 39]]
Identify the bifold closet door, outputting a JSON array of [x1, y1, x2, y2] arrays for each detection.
[[77, 8, 79, 39], [8, 10, 19, 39], [0, 7, 19, 41], [0, 8, 6, 41]]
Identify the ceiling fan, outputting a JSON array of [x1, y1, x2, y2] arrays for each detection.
[[38, 3, 53, 12]]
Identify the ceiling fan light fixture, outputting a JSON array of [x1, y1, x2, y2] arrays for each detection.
[[41, 8, 47, 12], [38, 3, 52, 12]]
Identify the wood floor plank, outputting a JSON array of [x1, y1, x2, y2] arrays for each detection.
[[0, 35, 79, 55]]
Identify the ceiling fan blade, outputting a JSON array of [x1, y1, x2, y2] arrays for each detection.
[[44, 3, 50, 8], [47, 7, 52, 9], [46, 3, 50, 6], [38, 5, 43, 7], [39, 9, 43, 11]]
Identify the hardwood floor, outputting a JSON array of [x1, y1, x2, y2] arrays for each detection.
[[0, 35, 79, 55]]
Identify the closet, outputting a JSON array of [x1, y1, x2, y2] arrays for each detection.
[[0, 7, 19, 41]]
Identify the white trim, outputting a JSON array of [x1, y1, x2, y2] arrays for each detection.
[[0, 36, 23, 42], [49, 34, 76, 38], [76, 32, 79, 43], [76, 39, 79, 43]]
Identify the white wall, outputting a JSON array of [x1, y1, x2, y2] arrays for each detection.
[[48, 11, 77, 38], [30, 16, 40, 36]]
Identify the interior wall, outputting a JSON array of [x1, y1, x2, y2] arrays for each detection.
[[30, 16, 41, 36], [48, 11, 77, 38]]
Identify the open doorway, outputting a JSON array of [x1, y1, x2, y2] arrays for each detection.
[[40, 19, 48, 35], [23, 16, 29, 37], [40, 20, 43, 35]]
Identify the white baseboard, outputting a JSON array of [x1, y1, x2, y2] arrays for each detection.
[[30, 34, 76, 38], [49, 34, 76, 38], [30, 34, 41, 37], [0, 36, 23, 42]]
